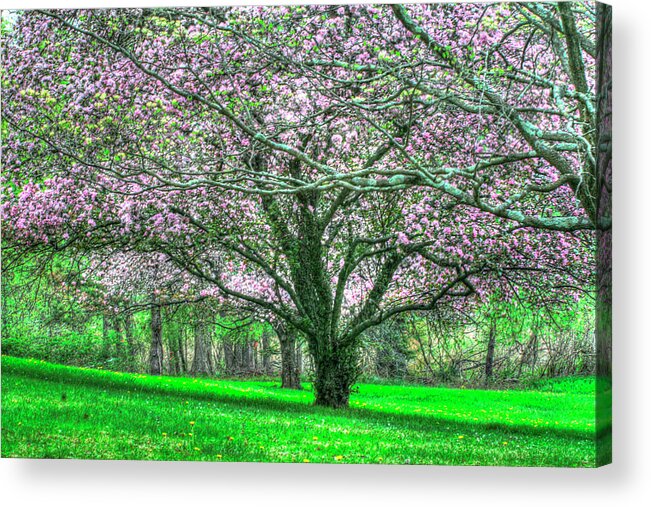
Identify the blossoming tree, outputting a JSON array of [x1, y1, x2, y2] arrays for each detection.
[[1, 3, 604, 406]]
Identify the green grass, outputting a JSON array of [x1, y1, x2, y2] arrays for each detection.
[[1, 356, 609, 466]]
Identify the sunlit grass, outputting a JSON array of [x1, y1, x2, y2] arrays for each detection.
[[1, 356, 608, 466]]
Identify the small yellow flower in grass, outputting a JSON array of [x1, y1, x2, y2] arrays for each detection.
[[227, 436, 234, 441], [162, 432, 168, 437], [458, 435, 465, 439], [216, 454, 223, 459], [312, 436, 318, 441], [334, 455, 343, 461], [378, 457, 384, 462], [177, 443, 183, 447], [503, 441, 508, 446], [194, 447, 201, 451], [189, 421, 195, 426], [303, 459, 310, 463], [188, 433, 193, 437]]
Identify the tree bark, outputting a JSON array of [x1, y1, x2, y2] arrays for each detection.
[[245, 341, 254, 372], [484, 322, 496, 384], [191, 319, 212, 376], [235, 342, 244, 372], [149, 300, 163, 375], [312, 346, 357, 408], [273, 322, 301, 389], [168, 329, 184, 376], [223, 338, 234, 374]]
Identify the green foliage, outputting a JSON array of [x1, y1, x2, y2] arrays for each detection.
[[530, 375, 609, 395], [407, 293, 596, 385], [2, 328, 103, 365], [1, 258, 107, 366], [214, 315, 273, 343], [1, 356, 604, 466], [363, 318, 414, 379]]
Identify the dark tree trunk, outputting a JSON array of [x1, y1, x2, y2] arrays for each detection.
[[273, 322, 301, 389], [312, 345, 357, 408], [168, 330, 185, 376], [149, 301, 163, 375], [245, 341, 254, 372], [485, 322, 496, 383], [235, 342, 244, 372], [253, 341, 259, 373], [223, 338, 234, 374], [596, 2, 612, 379], [279, 337, 300, 389], [191, 320, 212, 376]]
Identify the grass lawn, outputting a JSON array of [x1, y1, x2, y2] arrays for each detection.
[[1, 356, 610, 466]]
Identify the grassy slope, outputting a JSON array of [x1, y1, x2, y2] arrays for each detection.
[[1, 356, 607, 466]]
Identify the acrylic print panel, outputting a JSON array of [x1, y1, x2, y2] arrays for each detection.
[[1, 2, 611, 467]]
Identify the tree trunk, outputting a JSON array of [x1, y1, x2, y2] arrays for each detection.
[[484, 322, 496, 384], [167, 325, 180, 376], [261, 330, 272, 375], [149, 301, 163, 375], [123, 313, 137, 371], [312, 346, 357, 408], [245, 341, 254, 373], [279, 335, 301, 389], [596, 2, 612, 379], [223, 338, 234, 374], [235, 342, 244, 373], [191, 319, 212, 376], [273, 322, 301, 389]]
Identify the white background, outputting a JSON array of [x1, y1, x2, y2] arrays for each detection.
[[1, 0, 650, 505]]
